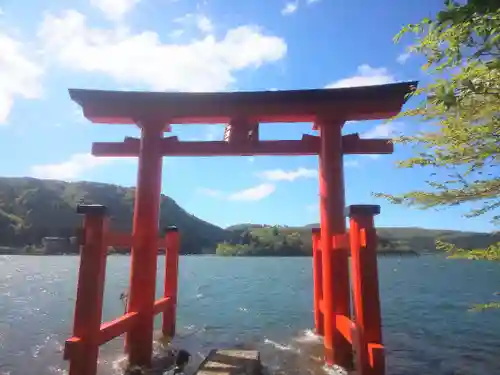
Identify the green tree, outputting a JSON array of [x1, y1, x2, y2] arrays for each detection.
[[375, 0, 500, 264]]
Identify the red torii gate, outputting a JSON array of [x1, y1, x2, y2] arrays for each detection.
[[64, 81, 416, 375]]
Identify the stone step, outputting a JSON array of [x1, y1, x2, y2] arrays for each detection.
[[194, 349, 261, 375]]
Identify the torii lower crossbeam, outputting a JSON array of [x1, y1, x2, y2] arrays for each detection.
[[91, 135, 393, 157]]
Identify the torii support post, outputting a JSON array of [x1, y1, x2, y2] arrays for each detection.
[[162, 226, 180, 338], [311, 228, 324, 336], [67, 205, 108, 375], [317, 120, 352, 368], [347, 205, 384, 375], [126, 121, 164, 367]]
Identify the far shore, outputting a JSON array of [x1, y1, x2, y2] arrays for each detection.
[[1, 247, 422, 257]]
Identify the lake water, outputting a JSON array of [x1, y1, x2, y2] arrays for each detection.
[[1, 254, 500, 375]]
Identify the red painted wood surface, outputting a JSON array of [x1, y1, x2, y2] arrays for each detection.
[[99, 312, 139, 345], [65, 206, 107, 375], [311, 228, 324, 336], [126, 122, 164, 367], [162, 228, 180, 337], [347, 205, 385, 375], [317, 120, 352, 368], [153, 297, 172, 315], [69, 82, 416, 124], [91, 136, 393, 157]]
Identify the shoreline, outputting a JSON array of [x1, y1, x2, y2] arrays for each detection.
[[0, 249, 423, 257]]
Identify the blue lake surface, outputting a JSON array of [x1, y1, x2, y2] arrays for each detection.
[[1, 254, 499, 375]]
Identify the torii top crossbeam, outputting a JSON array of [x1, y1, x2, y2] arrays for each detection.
[[69, 81, 416, 157], [70, 81, 416, 125]]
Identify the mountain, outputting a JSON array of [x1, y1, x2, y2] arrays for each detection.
[[0, 177, 227, 254], [0, 177, 497, 256]]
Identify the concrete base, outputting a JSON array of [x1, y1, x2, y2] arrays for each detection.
[[195, 349, 261, 375]]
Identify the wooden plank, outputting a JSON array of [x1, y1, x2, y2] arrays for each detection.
[[69, 81, 417, 124], [195, 349, 261, 375]]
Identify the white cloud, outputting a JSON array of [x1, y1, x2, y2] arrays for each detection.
[[360, 122, 404, 160], [307, 0, 321, 3], [38, 10, 287, 92], [228, 183, 275, 201], [397, 52, 411, 64], [362, 122, 402, 138], [247, 157, 255, 163], [258, 167, 316, 181], [174, 13, 214, 34], [281, 2, 298, 15], [326, 64, 395, 88], [169, 29, 184, 39], [198, 183, 276, 201], [90, 0, 139, 21], [0, 34, 43, 124], [196, 187, 222, 198], [29, 153, 132, 180]]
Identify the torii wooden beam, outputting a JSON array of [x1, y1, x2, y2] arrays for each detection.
[[69, 82, 416, 124], [91, 133, 393, 157]]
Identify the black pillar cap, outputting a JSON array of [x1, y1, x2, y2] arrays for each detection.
[[164, 226, 179, 233], [311, 227, 321, 234], [76, 204, 107, 215], [345, 204, 381, 217]]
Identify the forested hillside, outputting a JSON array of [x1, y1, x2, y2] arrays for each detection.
[[0, 177, 497, 256], [0, 177, 226, 254]]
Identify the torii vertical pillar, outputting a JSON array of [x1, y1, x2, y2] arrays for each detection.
[[126, 121, 164, 367], [317, 120, 352, 368]]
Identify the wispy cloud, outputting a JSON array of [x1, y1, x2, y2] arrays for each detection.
[[90, 0, 140, 21], [362, 122, 403, 139], [0, 34, 43, 124], [281, 2, 298, 15], [196, 187, 222, 198], [174, 13, 214, 34], [257, 167, 316, 181], [197, 183, 276, 201], [29, 153, 134, 180], [326, 64, 395, 88], [396, 52, 411, 64], [360, 122, 404, 160], [228, 183, 275, 201]]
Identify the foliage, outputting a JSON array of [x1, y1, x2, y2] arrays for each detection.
[[217, 224, 499, 257], [0, 177, 226, 254], [436, 239, 500, 260], [0, 177, 498, 257], [375, 0, 500, 259], [216, 227, 308, 256]]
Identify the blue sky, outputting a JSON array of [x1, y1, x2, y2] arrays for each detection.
[[0, 0, 494, 232]]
